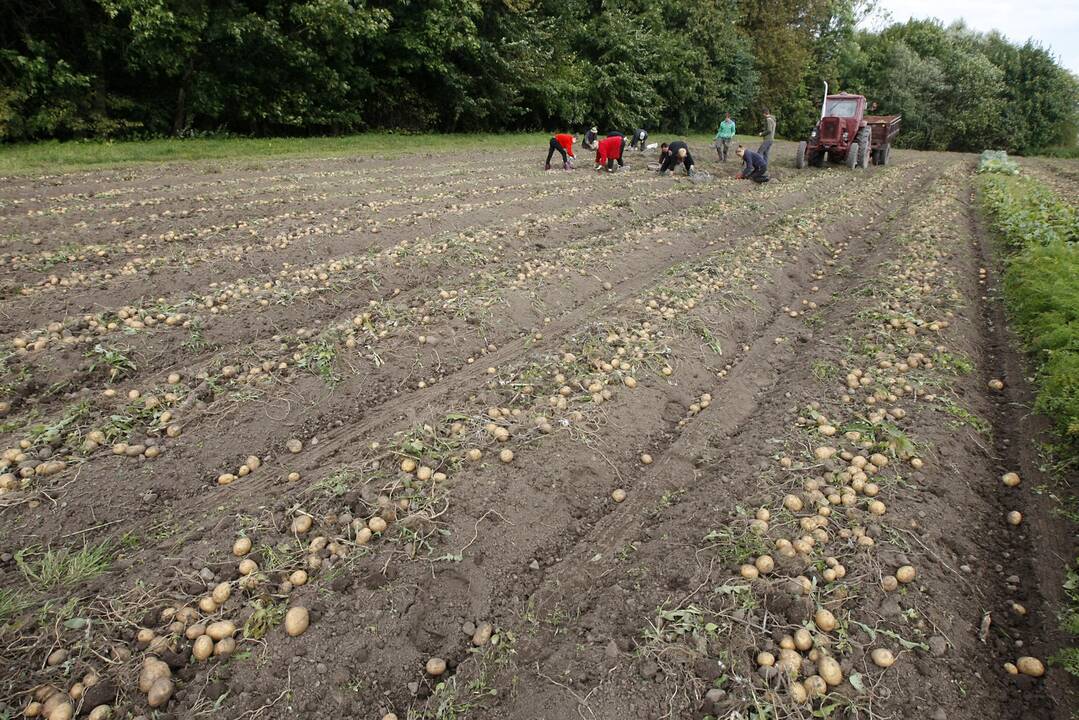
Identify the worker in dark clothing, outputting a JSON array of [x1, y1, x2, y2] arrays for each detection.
[[545, 133, 576, 170], [629, 128, 649, 152], [735, 145, 769, 183], [582, 126, 599, 150], [595, 134, 625, 172], [658, 140, 695, 175]]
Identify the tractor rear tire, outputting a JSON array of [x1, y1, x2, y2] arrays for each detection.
[[856, 129, 870, 169], [795, 141, 807, 169]]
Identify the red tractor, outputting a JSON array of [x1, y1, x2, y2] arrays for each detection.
[[795, 84, 901, 170]]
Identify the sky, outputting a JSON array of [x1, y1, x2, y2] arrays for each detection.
[[870, 0, 1079, 74]]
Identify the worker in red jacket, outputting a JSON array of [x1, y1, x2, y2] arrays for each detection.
[[595, 134, 625, 172], [545, 133, 576, 170]]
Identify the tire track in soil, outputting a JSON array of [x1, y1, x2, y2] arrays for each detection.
[[6, 164, 867, 548], [199, 158, 937, 719], [458, 156, 950, 720], [0, 149, 944, 720], [475, 161, 1074, 720], [0, 161, 847, 468], [212, 161, 917, 511], [516, 157, 944, 617]]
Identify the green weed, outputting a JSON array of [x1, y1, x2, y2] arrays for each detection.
[[34, 244, 79, 271], [183, 318, 215, 353], [932, 350, 975, 375], [942, 402, 991, 435], [701, 526, 769, 567], [297, 336, 341, 386], [25, 399, 91, 448], [0, 587, 32, 624], [14, 542, 113, 589], [88, 344, 137, 382], [979, 173, 1079, 453], [243, 599, 287, 640]]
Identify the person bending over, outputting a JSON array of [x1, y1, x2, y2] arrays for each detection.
[[658, 140, 695, 175], [595, 134, 625, 172], [582, 126, 599, 150], [629, 128, 649, 152], [605, 130, 627, 158], [735, 145, 769, 183], [545, 133, 576, 170]]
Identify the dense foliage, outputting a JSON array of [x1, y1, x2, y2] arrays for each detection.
[[977, 150, 1019, 175], [979, 173, 1079, 451], [2, 0, 1077, 152]]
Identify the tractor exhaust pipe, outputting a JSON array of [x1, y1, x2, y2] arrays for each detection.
[[820, 81, 828, 121]]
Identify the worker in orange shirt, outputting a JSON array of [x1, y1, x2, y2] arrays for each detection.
[[545, 133, 576, 170]]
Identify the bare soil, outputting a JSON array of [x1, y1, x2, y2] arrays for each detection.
[[0, 142, 1076, 720]]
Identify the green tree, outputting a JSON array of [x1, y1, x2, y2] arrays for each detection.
[[0, 0, 1074, 149]]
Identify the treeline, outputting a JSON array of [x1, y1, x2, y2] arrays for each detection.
[[2, 0, 1077, 154]]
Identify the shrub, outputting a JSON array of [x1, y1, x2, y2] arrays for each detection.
[[977, 149, 1019, 175]]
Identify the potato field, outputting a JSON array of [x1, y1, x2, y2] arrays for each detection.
[[1, 142, 1076, 720]]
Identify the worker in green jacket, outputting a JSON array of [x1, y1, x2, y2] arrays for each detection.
[[758, 108, 776, 162], [714, 112, 736, 161]]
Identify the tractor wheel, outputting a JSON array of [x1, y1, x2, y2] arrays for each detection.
[[811, 151, 825, 167], [856, 129, 870, 169], [880, 143, 891, 166], [795, 141, 807, 169], [846, 146, 858, 169]]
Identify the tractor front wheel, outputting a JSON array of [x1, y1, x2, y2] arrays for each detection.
[[857, 130, 870, 169], [846, 146, 858, 169], [795, 141, 807, 169]]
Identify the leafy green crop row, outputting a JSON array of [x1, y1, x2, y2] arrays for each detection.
[[979, 174, 1079, 250], [979, 173, 1079, 446], [979, 171, 1079, 675]]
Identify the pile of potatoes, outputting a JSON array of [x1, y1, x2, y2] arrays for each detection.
[[9, 308, 196, 357], [35, 530, 318, 715], [753, 613, 899, 704], [217, 454, 263, 486], [0, 376, 194, 489], [23, 671, 114, 720], [721, 374, 939, 702], [1, 447, 68, 491]]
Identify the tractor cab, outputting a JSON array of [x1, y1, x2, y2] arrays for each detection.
[[816, 94, 865, 147]]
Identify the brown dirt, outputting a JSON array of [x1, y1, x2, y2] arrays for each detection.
[[0, 142, 1075, 720]]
